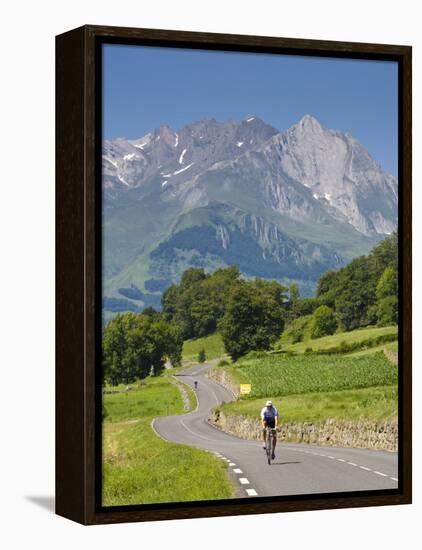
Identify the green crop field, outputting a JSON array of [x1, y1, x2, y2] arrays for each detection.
[[280, 325, 397, 354], [223, 351, 398, 398], [182, 332, 226, 362], [102, 375, 232, 506], [220, 385, 398, 423]]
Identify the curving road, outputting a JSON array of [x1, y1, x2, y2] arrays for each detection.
[[153, 363, 398, 498]]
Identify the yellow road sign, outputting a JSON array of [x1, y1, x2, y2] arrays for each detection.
[[240, 384, 251, 394]]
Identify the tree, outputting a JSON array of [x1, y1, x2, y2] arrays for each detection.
[[377, 295, 398, 326], [314, 233, 398, 331], [376, 267, 398, 302], [198, 349, 206, 363], [102, 313, 140, 385], [220, 282, 284, 361], [161, 265, 241, 340], [289, 282, 300, 303], [376, 266, 398, 326], [253, 278, 289, 307], [310, 305, 337, 339], [316, 271, 339, 297], [334, 257, 378, 331], [102, 313, 183, 385], [142, 306, 161, 320]]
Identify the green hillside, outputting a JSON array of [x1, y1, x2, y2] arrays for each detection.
[[183, 332, 225, 362], [279, 325, 397, 354]]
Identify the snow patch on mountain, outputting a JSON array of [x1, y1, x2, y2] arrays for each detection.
[[179, 149, 187, 164], [174, 163, 194, 175], [103, 156, 118, 168]]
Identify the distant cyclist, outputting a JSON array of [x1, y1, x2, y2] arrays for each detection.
[[261, 400, 278, 460], [194, 380, 198, 390]]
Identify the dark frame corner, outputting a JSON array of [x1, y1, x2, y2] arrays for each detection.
[[56, 24, 412, 526]]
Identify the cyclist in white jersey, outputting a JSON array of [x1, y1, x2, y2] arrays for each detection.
[[260, 400, 278, 460]]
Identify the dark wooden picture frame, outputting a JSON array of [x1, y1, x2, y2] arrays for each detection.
[[56, 24, 412, 525]]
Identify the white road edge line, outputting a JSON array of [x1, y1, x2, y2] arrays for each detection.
[[150, 418, 171, 442], [229, 462, 236, 466], [233, 468, 243, 474], [239, 478, 250, 485], [348, 462, 358, 466], [360, 466, 372, 471], [390, 477, 398, 481], [374, 471, 388, 477], [246, 489, 258, 496]]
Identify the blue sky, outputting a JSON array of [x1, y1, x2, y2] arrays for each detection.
[[103, 44, 398, 176]]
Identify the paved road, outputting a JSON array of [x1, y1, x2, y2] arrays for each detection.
[[154, 363, 398, 498]]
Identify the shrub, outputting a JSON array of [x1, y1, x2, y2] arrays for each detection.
[[198, 349, 206, 363], [310, 305, 338, 339]]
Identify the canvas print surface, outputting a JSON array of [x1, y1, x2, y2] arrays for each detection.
[[101, 44, 399, 507]]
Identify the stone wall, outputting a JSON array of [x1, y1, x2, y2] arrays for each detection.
[[211, 410, 398, 451], [207, 367, 239, 398]]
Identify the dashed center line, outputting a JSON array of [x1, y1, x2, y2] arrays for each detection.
[[291, 447, 396, 482], [239, 478, 250, 485], [233, 468, 243, 474], [246, 489, 258, 496]]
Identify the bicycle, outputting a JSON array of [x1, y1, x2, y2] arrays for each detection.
[[264, 427, 277, 465]]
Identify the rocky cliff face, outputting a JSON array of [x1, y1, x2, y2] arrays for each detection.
[[102, 115, 397, 308]]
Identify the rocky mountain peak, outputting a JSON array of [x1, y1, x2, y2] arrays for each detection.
[[296, 114, 323, 131], [102, 114, 398, 307]]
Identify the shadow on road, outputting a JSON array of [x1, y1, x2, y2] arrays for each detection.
[[270, 461, 302, 466]]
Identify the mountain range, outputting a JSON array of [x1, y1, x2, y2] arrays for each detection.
[[102, 114, 398, 316]]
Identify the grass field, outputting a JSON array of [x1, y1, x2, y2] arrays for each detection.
[[103, 375, 232, 506], [182, 332, 225, 362], [222, 351, 397, 398], [280, 325, 397, 354], [220, 385, 398, 423]]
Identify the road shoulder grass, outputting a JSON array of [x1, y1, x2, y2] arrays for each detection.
[[103, 373, 232, 506]]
